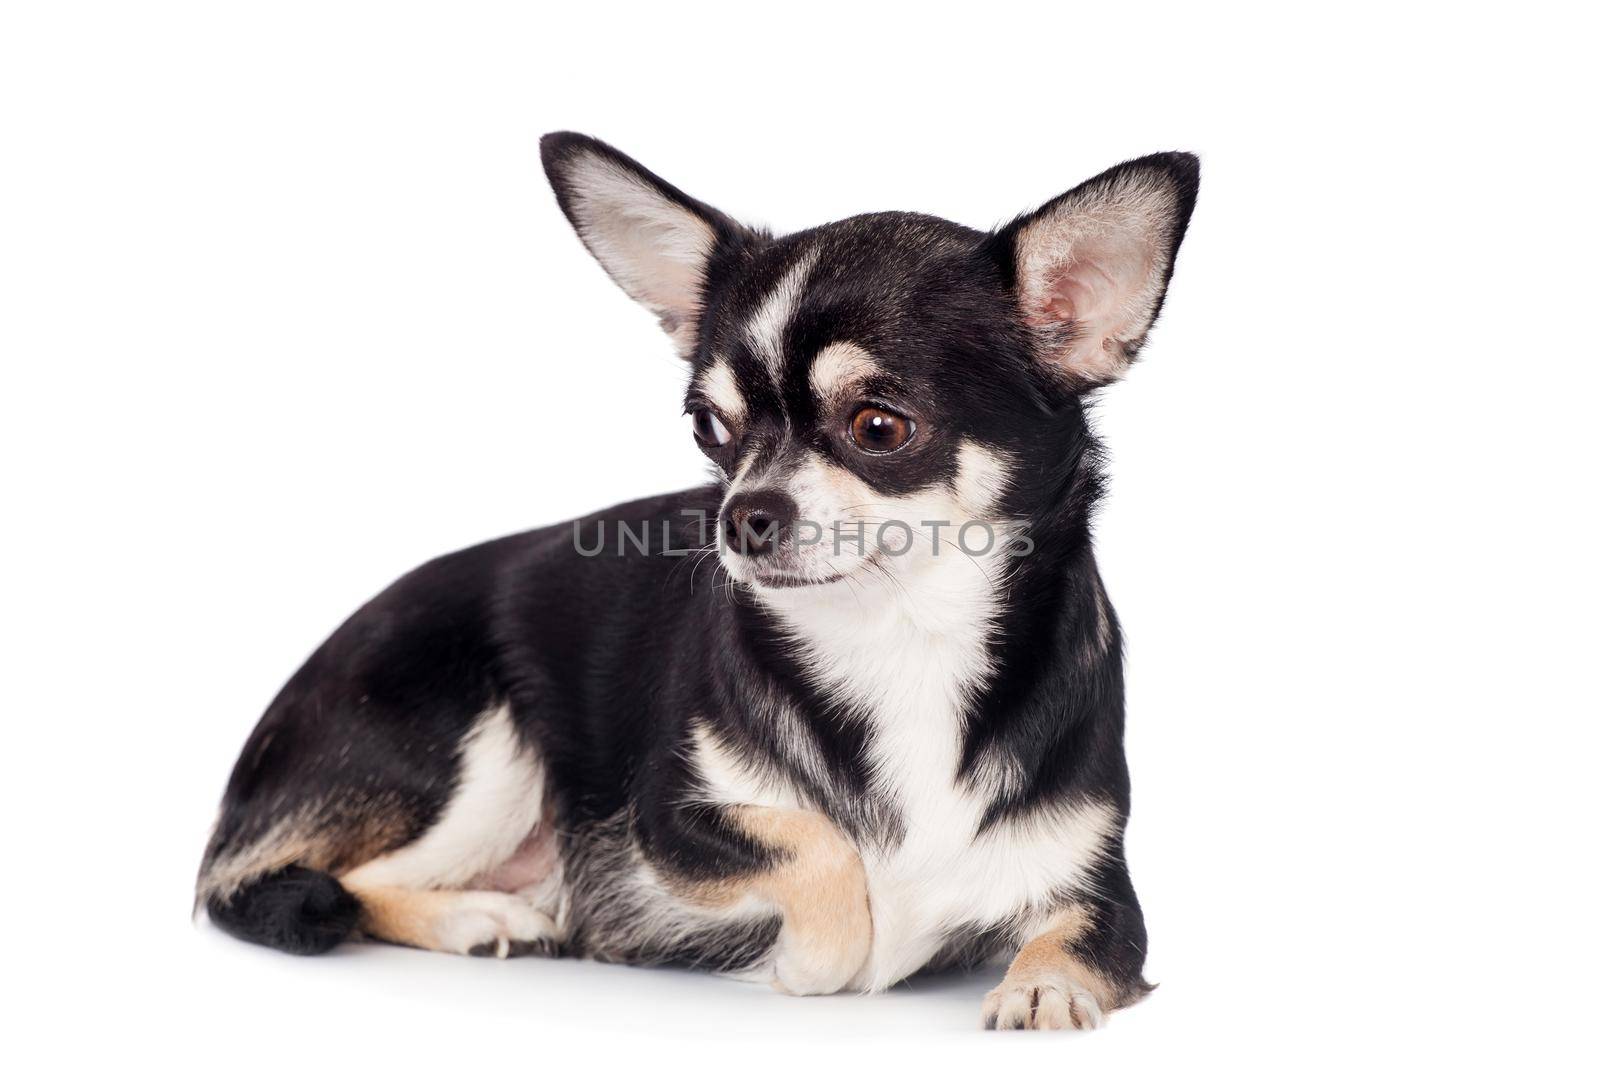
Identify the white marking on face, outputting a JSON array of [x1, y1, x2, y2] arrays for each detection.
[[808, 341, 878, 400], [697, 359, 746, 423], [744, 249, 819, 380], [709, 447, 767, 554], [779, 451, 878, 579], [951, 438, 1014, 515], [342, 703, 548, 893], [720, 446, 761, 499]]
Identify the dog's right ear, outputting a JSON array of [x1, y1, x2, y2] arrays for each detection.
[[540, 132, 751, 358]]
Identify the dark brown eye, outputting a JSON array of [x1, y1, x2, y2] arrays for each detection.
[[848, 406, 915, 454], [691, 408, 732, 448]]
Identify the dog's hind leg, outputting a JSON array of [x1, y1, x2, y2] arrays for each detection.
[[350, 886, 561, 958], [337, 706, 566, 957], [202, 701, 561, 958]]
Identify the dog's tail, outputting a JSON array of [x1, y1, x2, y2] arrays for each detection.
[[195, 802, 368, 956], [203, 865, 360, 956]]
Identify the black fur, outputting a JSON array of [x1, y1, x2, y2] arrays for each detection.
[[200, 133, 1198, 1004], [207, 866, 360, 956]]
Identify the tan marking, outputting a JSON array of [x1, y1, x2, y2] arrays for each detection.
[[697, 359, 747, 423], [354, 886, 461, 950], [197, 798, 412, 907], [1004, 907, 1112, 1002], [808, 341, 878, 401], [351, 885, 558, 957], [981, 905, 1122, 1030], [676, 805, 872, 995]]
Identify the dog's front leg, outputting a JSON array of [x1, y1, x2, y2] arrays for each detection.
[[683, 805, 872, 995], [981, 893, 1152, 1031]]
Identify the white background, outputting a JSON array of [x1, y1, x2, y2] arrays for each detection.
[[3, 2, 1595, 1063]]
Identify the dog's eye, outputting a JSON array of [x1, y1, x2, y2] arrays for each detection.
[[691, 408, 732, 448], [849, 406, 915, 454]]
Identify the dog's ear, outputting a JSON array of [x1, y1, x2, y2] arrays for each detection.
[[540, 132, 751, 357], [994, 153, 1199, 387]]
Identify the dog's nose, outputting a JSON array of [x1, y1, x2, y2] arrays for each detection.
[[722, 490, 797, 556]]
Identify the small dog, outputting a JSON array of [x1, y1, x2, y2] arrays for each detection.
[[198, 132, 1198, 1030]]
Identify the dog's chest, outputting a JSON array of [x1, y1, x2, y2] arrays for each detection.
[[840, 658, 1113, 990], [701, 595, 1114, 989]]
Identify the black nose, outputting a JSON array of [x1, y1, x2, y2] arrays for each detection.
[[722, 490, 797, 556]]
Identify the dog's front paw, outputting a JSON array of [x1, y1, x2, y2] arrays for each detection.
[[767, 886, 871, 996], [768, 925, 868, 996], [981, 977, 1104, 1031]]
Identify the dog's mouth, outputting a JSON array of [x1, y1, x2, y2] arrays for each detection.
[[735, 550, 882, 590], [746, 569, 850, 589]]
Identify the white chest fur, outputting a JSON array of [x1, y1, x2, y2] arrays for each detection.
[[697, 538, 1116, 990]]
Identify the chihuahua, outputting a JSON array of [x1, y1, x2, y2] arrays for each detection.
[[198, 132, 1198, 1030]]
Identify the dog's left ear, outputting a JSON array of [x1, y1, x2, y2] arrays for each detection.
[[994, 153, 1199, 387], [540, 132, 752, 358]]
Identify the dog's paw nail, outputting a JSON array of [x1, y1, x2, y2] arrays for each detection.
[[467, 936, 513, 959], [981, 981, 1103, 1031], [440, 892, 560, 958], [506, 938, 561, 958]]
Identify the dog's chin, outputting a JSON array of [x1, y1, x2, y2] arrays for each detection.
[[721, 553, 877, 591]]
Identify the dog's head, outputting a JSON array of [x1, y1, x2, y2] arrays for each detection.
[[541, 133, 1196, 600]]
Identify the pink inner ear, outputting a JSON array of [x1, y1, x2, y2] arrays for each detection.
[[1036, 244, 1139, 331], [1032, 257, 1121, 329], [1013, 165, 1184, 384], [1024, 230, 1159, 383]]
